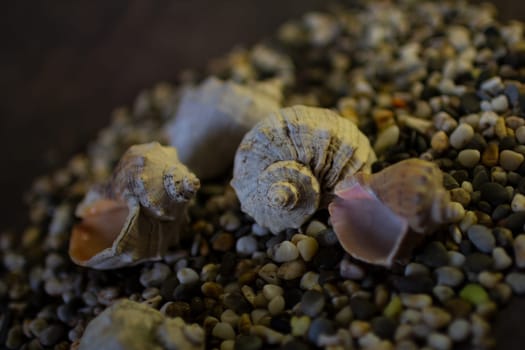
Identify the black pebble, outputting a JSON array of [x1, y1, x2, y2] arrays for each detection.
[[316, 229, 339, 246], [459, 240, 474, 255], [318, 269, 339, 284], [507, 172, 522, 186], [451, 170, 469, 185], [235, 335, 263, 350], [477, 201, 492, 215], [518, 177, 525, 194], [390, 275, 434, 294], [464, 253, 494, 273], [282, 339, 313, 350], [160, 275, 179, 301], [465, 133, 487, 152], [371, 316, 397, 339], [307, 318, 336, 343], [312, 246, 343, 269], [283, 288, 303, 309], [504, 83, 520, 107], [472, 171, 490, 191], [270, 315, 291, 333], [39, 324, 66, 347], [480, 182, 509, 206], [460, 91, 481, 114], [492, 204, 511, 221], [499, 136, 517, 151], [503, 212, 525, 233], [223, 291, 252, 314], [350, 297, 378, 320], [173, 282, 200, 301], [416, 241, 449, 267], [443, 173, 460, 190]]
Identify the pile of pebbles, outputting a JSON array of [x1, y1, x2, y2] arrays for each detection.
[[3, 1, 525, 349]]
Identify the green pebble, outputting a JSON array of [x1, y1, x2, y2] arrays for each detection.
[[383, 295, 402, 318], [459, 283, 489, 305]]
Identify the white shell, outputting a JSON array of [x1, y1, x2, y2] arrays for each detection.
[[231, 105, 376, 233], [69, 142, 200, 269], [78, 299, 205, 350], [166, 76, 283, 179]]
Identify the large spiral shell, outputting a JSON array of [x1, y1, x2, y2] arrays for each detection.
[[69, 142, 200, 269], [231, 105, 376, 233]]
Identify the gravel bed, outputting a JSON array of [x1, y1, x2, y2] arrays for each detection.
[[2, 1, 525, 349]]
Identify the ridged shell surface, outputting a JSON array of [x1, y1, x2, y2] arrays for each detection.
[[231, 105, 376, 233], [166, 76, 282, 179]]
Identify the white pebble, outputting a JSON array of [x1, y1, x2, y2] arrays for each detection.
[[427, 332, 452, 350], [401, 294, 433, 309], [479, 111, 498, 129], [177, 268, 199, 284], [480, 76, 503, 94], [220, 309, 239, 326], [490, 95, 509, 112], [212, 322, 235, 340], [449, 123, 474, 149], [447, 251, 466, 267], [340, 259, 365, 280], [305, 220, 327, 236], [514, 234, 525, 268], [300, 271, 320, 290], [511, 193, 525, 212], [492, 247, 512, 270], [262, 284, 284, 300], [271, 241, 299, 263], [374, 124, 400, 154], [236, 236, 258, 256], [448, 318, 470, 342], [252, 223, 269, 236]]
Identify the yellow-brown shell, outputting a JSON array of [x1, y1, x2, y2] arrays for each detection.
[[231, 105, 376, 233]]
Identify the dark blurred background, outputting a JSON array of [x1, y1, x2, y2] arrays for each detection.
[[0, 1, 523, 348]]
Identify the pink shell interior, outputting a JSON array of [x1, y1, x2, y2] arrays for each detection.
[[328, 181, 410, 267]]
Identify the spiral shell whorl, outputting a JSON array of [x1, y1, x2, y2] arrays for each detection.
[[231, 105, 375, 233]]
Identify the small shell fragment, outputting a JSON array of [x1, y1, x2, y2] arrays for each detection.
[[329, 159, 464, 267], [231, 105, 376, 233], [69, 142, 200, 269], [165, 76, 283, 179]]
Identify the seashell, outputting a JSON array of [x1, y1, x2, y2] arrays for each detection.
[[78, 299, 205, 350], [231, 105, 376, 233], [329, 158, 465, 267], [69, 142, 200, 269], [165, 76, 283, 179]]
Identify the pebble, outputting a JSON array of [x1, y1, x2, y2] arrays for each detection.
[[506, 272, 525, 294], [258, 263, 279, 284], [270, 241, 299, 263], [482, 142, 499, 166], [371, 316, 397, 339], [6, 326, 23, 349], [433, 285, 455, 303], [400, 294, 432, 309], [512, 193, 525, 212], [422, 307, 451, 329], [404, 262, 430, 277], [38, 324, 65, 346], [213, 322, 236, 340], [219, 211, 241, 231], [307, 318, 335, 344], [492, 247, 512, 270], [212, 232, 235, 251], [252, 224, 269, 237], [268, 295, 285, 315], [435, 266, 464, 287], [516, 125, 525, 144], [262, 284, 283, 300], [299, 271, 319, 290], [416, 242, 449, 268], [504, 211, 525, 233], [448, 318, 471, 342], [466, 225, 495, 253], [500, 150, 524, 171], [299, 290, 325, 317], [427, 332, 452, 350], [431, 131, 449, 153], [448, 251, 466, 267], [305, 220, 327, 236], [335, 305, 353, 325], [250, 325, 284, 344], [464, 252, 494, 272], [478, 271, 503, 289], [450, 123, 474, 149], [514, 234, 525, 268], [291, 316, 311, 337], [140, 263, 171, 287], [277, 260, 305, 280], [177, 267, 199, 285], [459, 284, 489, 305], [457, 149, 480, 168], [221, 309, 239, 326], [374, 124, 400, 154], [340, 259, 365, 280], [235, 235, 258, 256], [480, 182, 509, 206], [296, 236, 318, 261], [234, 335, 263, 350]]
